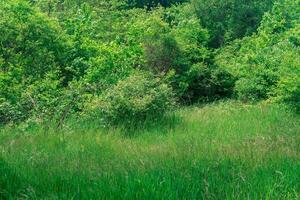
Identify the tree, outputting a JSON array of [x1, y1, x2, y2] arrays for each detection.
[[192, 0, 275, 48], [216, 0, 300, 104], [0, 0, 68, 123]]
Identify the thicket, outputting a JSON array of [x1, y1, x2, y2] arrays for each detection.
[[0, 0, 299, 127], [216, 0, 300, 110], [84, 71, 175, 127]]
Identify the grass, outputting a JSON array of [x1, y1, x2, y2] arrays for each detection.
[[0, 101, 300, 200]]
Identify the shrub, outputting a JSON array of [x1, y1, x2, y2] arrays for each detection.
[[216, 0, 300, 104], [85, 71, 176, 126], [130, 5, 234, 102], [271, 27, 300, 112], [0, 0, 70, 124], [84, 43, 137, 88], [127, 0, 187, 8], [0, 99, 22, 125], [273, 73, 300, 112], [192, 0, 275, 48], [169, 62, 234, 103]]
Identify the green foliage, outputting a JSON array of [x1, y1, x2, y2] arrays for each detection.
[[0, 0, 69, 124], [192, 0, 275, 47], [127, 0, 187, 8], [271, 26, 300, 111], [84, 42, 140, 89], [1, 0, 300, 197], [21, 72, 65, 122], [128, 5, 234, 103], [216, 0, 300, 105], [273, 69, 300, 112], [0, 99, 22, 125], [1, 0, 298, 125], [85, 71, 175, 126], [140, 10, 181, 73], [180, 63, 235, 102], [0, 0, 67, 80]]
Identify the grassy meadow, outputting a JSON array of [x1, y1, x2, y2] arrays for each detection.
[[1, 0, 299, 199], [0, 102, 299, 200]]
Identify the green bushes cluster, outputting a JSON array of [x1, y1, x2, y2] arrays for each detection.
[[191, 0, 275, 48], [0, 0, 298, 126], [216, 0, 300, 110], [85, 72, 175, 126], [0, 1, 68, 125], [129, 5, 234, 102]]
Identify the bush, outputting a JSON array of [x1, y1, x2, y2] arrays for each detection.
[[271, 28, 300, 112], [273, 73, 300, 112], [127, 0, 187, 8], [0, 99, 22, 125], [216, 0, 300, 104], [85, 71, 176, 126], [192, 0, 275, 48], [129, 5, 233, 103], [170, 62, 234, 103], [0, 0, 70, 124]]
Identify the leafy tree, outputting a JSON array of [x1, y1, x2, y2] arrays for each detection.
[[216, 0, 300, 105], [192, 0, 275, 47], [0, 0, 68, 124], [1, 0, 297, 126], [126, 0, 187, 8], [132, 5, 233, 102]]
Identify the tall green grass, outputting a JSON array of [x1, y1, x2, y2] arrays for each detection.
[[0, 102, 299, 199]]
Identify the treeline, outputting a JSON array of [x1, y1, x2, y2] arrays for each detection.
[[0, 0, 299, 127]]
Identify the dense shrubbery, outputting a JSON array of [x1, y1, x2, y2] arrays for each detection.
[[0, 0, 299, 126], [0, 1, 68, 124], [191, 0, 275, 48], [127, 0, 188, 8], [216, 0, 300, 110], [84, 72, 175, 126], [129, 5, 234, 102]]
